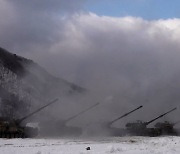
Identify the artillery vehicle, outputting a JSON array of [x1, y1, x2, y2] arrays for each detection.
[[87, 105, 143, 136], [103, 105, 143, 136], [154, 120, 180, 136], [0, 98, 58, 138], [125, 107, 177, 136], [39, 102, 100, 137]]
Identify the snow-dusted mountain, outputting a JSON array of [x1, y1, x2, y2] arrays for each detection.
[[0, 47, 85, 118]]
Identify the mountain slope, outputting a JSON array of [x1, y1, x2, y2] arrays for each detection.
[[0, 47, 85, 118]]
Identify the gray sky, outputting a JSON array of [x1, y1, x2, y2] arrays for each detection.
[[0, 0, 180, 121]]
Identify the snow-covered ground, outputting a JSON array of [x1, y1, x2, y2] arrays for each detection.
[[0, 136, 180, 154]]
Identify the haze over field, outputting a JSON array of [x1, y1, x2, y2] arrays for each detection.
[[0, 0, 180, 129]]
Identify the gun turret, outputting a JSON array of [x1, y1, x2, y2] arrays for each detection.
[[64, 102, 100, 123], [145, 107, 177, 126], [108, 105, 143, 126], [17, 98, 59, 124], [155, 120, 180, 129], [154, 120, 179, 136]]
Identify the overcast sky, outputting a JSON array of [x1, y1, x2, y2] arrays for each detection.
[[0, 0, 180, 115]]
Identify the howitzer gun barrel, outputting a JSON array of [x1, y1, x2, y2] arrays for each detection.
[[146, 107, 177, 126], [17, 98, 59, 124], [109, 105, 143, 126], [65, 102, 100, 123]]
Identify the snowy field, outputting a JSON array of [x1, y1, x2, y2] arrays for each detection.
[[0, 136, 180, 154]]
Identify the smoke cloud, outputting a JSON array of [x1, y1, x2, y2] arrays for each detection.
[[0, 0, 180, 130]]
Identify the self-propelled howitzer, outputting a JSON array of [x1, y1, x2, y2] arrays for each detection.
[[40, 102, 100, 137], [125, 107, 177, 136], [0, 98, 59, 138], [154, 119, 180, 136], [108, 105, 143, 127], [17, 98, 59, 124], [93, 106, 143, 136]]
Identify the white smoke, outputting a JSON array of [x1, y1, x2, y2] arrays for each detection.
[[0, 1, 179, 126]]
